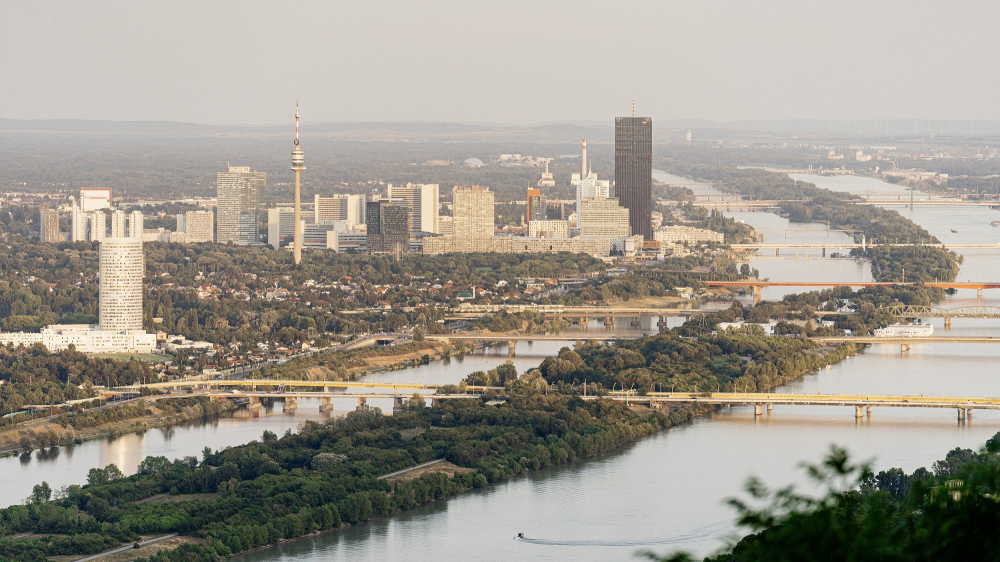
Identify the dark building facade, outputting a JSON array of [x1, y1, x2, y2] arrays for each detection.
[[366, 201, 410, 254], [614, 117, 653, 239]]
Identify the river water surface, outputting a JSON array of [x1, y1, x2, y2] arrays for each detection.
[[9, 172, 1000, 561]]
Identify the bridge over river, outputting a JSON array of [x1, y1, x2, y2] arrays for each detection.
[[600, 392, 1000, 420]]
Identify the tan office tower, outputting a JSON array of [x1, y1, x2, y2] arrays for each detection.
[[217, 167, 265, 244], [453, 186, 495, 252], [387, 183, 439, 233], [178, 210, 214, 243], [578, 197, 631, 237], [39, 207, 60, 243], [99, 238, 144, 332], [90, 211, 106, 242]]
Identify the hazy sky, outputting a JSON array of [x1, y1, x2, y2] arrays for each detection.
[[1, 1, 997, 125]]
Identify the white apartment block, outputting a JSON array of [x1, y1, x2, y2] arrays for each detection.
[[527, 220, 570, 238], [0, 325, 156, 354], [90, 211, 106, 242], [578, 198, 630, 238], [575, 175, 611, 219], [70, 202, 88, 242], [110, 210, 127, 238], [653, 225, 724, 244], [387, 183, 439, 233], [80, 188, 112, 212], [268, 207, 303, 248], [314, 194, 365, 227], [176, 210, 214, 243], [129, 211, 144, 240]]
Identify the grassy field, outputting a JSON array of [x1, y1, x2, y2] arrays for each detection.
[[137, 492, 221, 504]]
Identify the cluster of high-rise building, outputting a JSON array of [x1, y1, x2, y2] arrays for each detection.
[[6, 212, 155, 353], [39, 188, 149, 243]]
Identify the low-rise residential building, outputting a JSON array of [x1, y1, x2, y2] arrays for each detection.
[[653, 225, 724, 244]]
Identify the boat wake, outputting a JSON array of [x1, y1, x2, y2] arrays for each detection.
[[515, 522, 727, 547]]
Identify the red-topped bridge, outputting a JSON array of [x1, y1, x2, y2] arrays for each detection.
[[708, 281, 1000, 301]]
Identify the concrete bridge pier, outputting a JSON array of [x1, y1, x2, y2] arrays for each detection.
[[319, 397, 333, 412], [393, 396, 405, 415], [866, 405, 872, 415], [822, 247, 826, 257], [979, 288, 984, 298], [248, 397, 262, 412], [766, 403, 773, 413], [945, 317, 952, 329], [752, 286, 762, 304], [356, 397, 369, 411], [958, 408, 966, 420], [508, 341, 517, 357], [754, 404, 763, 416], [657, 316, 667, 331], [967, 408, 972, 419], [284, 397, 298, 411], [604, 316, 614, 330], [855, 406, 864, 418], [901, 344, 910, 353], [630, 317, 641, 329]]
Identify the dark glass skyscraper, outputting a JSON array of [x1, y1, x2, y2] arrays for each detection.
[[615, 117, 653, 239], [366, 201, 411, 254]]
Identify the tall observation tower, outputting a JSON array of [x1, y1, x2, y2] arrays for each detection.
[[291, 101, 306, 264]]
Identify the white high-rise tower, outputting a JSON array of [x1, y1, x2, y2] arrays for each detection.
[[99, 237, 144, 332]]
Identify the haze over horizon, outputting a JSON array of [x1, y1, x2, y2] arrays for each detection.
[[2, 1, 997, 126]]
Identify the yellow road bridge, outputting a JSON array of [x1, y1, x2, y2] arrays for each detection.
[[600, 391, 1000, 419], [103, 379, 501, 392]]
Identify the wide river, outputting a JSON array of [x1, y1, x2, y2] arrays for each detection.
[[10, 172, 1000, 561]]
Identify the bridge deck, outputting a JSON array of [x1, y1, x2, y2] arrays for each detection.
[[104, 380, 502, 392], [602, 392, 1000, 409], [816, 336, 1000, 344], [709, 281, 1000, 289]]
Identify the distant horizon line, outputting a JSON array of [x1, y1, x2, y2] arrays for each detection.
[[1, 117, 996, 130]]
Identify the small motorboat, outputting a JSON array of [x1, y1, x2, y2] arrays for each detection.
[[951, 228, 958, 233], [515, 533, 525, 540]]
